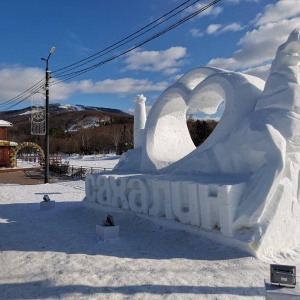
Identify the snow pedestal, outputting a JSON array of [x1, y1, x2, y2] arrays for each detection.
[[96, 225, 119, 240], [40, 201, 55, 211]]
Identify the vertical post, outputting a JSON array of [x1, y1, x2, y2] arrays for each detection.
[[41, 46, 55, 184], [45, 67, 50, 183]]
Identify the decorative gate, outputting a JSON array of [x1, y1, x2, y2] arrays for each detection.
[[10, 142, 45, 168]]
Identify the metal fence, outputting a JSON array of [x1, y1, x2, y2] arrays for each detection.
[[49, 162, 112, 179]]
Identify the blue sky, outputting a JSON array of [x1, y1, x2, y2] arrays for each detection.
[[0, 0, 299, 115]]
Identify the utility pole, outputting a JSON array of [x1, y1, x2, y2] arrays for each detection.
[[41, 46, 55, 183]]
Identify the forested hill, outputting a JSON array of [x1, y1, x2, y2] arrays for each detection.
[[0, 103, 134, 155], [0, 103, 217, 155], [0, 103, 132, 132]]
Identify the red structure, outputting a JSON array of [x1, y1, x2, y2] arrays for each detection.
[[0, 120, 17, 168]]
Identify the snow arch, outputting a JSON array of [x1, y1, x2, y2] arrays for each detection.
[[140, 67, 265, 172]]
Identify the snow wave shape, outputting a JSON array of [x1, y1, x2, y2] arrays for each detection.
[[140, 67, 265, 172]]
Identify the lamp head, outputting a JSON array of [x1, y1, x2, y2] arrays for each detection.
[[50, 47, 55, 54]]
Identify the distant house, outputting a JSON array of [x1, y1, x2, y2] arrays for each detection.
[[0, 120, 17, 168]]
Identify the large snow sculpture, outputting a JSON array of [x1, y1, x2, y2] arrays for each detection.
[[85, 29, 300, 258]]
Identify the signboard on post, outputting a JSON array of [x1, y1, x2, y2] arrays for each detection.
[[31, 97, 46, 135]]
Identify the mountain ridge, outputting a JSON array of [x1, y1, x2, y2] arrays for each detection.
[[0, 103, 131, 117], [0, 103, 134, 142]]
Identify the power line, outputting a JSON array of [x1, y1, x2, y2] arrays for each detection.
[[0, 0, 222, 110], [48, 0, 182, 73], [0, 78, 45, 110], [52, 0, 194, 76], [52, 0, 221, 83]]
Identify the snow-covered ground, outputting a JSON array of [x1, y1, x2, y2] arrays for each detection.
[[9, 154, 120, 170], [63, 154, 120, 170], [0, 155, 298, 299]]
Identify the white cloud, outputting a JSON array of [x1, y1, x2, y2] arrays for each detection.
[[225, 0, 240, 3], [206, 22, 245, 35], [163, 68, 181, 75], [206, 0, 300, 74], [0, 66, 44, 100], [50, 81, 78, 101], [189, 28, 204, 37], [201, 5, 223, 18], [225, 0, 259, 3], [207, 24, 222, 34], [222, 22, 245, 32], [76, 78, 168, 94], [51, 78, 169, 100], [255, 0, 300, 26], [226, 0, 240, 4], [191, 22, 244, 38], [123, 47, 188, 75], [185, 2, 223, 18], [207, 15, 300, 71], [0, 65, 169, 105]]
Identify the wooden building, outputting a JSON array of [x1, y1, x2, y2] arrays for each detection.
[[0, 120, 17, 168]]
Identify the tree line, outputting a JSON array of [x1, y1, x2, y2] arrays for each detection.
[[7, 113, 217, 156]]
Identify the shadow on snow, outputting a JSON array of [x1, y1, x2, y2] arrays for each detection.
[[0, 280, 265, 299], [0, 200, 250, 261]]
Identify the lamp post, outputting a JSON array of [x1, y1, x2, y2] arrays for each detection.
[[41, 46, 55, 183]]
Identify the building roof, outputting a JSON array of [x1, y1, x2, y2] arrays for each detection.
[[0, 120, 12, 127], [0, 140, 17, 146]]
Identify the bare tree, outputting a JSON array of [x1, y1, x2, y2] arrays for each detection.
[[109, 125, 123, 155]]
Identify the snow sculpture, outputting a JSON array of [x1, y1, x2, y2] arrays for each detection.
[[84, 29, 300, 258], [134, 94, 147, 149]]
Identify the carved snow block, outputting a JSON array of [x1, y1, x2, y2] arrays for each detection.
[[96, 225, 119, 240], [198, 184, 219, 230], [150, 179, 173, 219], [218, 183, 245, 237], [40, 201, 55, 211]]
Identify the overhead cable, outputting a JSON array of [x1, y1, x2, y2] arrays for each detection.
[[0, 0, 222, 110]]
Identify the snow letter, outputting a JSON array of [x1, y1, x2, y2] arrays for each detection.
[[171, 181, 190, 224], [149, 180, 174, 219], [96, 175, 112, 205], [110, 176, 129, 209], [85, 174, 97, 202], [127, 178, 151, 214]]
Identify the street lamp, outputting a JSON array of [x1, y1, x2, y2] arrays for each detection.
[[41, 46, 55, 183]]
